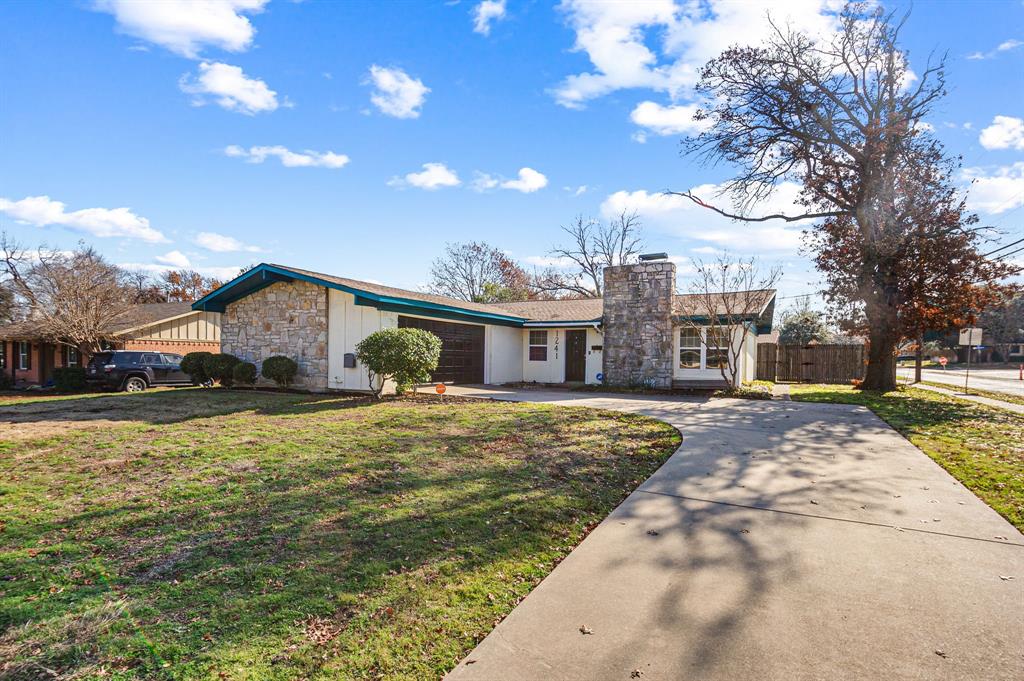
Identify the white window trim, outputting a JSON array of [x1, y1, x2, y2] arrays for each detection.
[[18, 341, 30, 371], [678, 326, 732, 371], [528, 330, 548, 362]]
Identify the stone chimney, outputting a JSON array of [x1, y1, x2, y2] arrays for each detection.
[[601, 259, 675, 388]]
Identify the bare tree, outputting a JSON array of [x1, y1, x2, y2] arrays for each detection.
[[678, 254, 781, 388], [668, 4, 1008, 390], [428, 241, 532, 303], [534, 211, 644, 298], [0, 234, 136, 353]]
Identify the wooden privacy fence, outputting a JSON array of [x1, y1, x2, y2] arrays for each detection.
[[756, 343, 866, 384]]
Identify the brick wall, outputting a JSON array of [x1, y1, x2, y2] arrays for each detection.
[[601, 261, 676, 388]]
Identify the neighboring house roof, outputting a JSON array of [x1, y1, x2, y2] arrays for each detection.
[[490, 298, 603, 322], [191, 262, 777, 330], [672, 289, 776, 318], [0, 302, 199, 341]]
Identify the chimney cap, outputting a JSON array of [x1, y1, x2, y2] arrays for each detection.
[[638, 252, 669, 261]]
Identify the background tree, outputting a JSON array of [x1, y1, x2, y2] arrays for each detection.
[[777, 298, 833, 345], [0, 284, 14, 323], [678, 254, 781, 388], [980, 293, 1024, 362], [124, 270, 168, 303], [428, 241, 532, 303], [672, 3, 1012, 390], [533, 211, 643, 298], [0, 235, 135, 354], [161, 269, 224, 302]]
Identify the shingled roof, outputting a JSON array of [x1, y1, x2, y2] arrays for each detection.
[[0, 302, 197, 340], [488, 298, 603, 322]]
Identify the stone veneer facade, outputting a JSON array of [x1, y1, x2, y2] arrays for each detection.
[[220, 280, 329, 391], [601, 261, 675, 388]]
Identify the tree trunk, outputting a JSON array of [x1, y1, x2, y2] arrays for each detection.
[[860, 292, 899, 391]]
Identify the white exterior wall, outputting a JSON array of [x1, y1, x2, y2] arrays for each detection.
[[742, 326, 757, 383], [521, 327, 602, 385], [672, 324, 750, 386], [327, 289, 396, 391], [486, 325, 524, 384], [327, 289, 526, 390]]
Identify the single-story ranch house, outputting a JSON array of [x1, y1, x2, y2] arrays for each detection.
[[0, 302, 221, 386], [192, 258, 775, 393]]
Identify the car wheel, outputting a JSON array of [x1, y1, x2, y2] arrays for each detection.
[[124, 376, 147, 393]]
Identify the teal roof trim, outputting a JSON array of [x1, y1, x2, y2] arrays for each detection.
[[192, 263, 528, 325]]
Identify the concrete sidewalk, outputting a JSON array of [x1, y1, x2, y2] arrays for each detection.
[[445, 387, 1023, 681], [908, 381, 1024, 415]]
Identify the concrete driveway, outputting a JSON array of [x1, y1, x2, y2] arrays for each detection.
[[445, 387, 1023, 681]]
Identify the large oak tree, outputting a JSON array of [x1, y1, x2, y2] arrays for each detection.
[[672, 3, 1014, 390]]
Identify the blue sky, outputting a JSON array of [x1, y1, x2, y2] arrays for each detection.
[[1, 0, 1022, 304]]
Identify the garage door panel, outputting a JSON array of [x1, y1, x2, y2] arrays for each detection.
[[397, 316, 485, 384]]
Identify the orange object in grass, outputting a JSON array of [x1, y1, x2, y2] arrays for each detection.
[[435, 384, 446, 394]]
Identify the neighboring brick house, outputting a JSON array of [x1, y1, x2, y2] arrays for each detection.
[[192, 258, 775, 393], [0, 303, 221, 386]]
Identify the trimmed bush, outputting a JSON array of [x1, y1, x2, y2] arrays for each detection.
[[355, 327, 441, 397], [203, 353, 241, 387], [261, 355, 298, 388], [232, 361, 257, 387], [53, 367, 87, 391], [181, 352, 213, 385]]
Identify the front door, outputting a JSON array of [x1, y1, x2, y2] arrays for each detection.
[[565, 330, 587, 382]]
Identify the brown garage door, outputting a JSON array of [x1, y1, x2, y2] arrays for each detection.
[[397, 316, 485, 384]]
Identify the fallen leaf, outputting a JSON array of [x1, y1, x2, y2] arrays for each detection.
[[934, 650, 947, 659], [999, 575, 1014, 581], [809, 500, 819, 505], [646, 530, 659, 536], [579, 625, 593, 635]]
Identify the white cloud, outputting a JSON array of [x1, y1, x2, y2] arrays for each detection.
[[964, 162, 1024, 214], [94, 0, 268, 58], [630, 100, 707, 136], [967, 38, 1023, 60], [0, 195, 167, 243], [388, 163, 461, 190], [471, 172, 500, 192], [366, 65, 429, 119], [470, 168, 548, 193], [979, 116, 1024, 151], [224, 144, 349, 168], [472, 0, 507, 36], [120, 261, 242, 280], [524, 255, 577, 268], [179, 62, 278, 115], [564, 185, 589, 196], [155, 250, 192, 268], [551, 0, 841, 109], [500, 167, 548, 193], [195, 231, 262, 253], [600, 181, 811, 254]]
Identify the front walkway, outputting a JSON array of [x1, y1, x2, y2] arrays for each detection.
[[445, 386, 1023, 681]]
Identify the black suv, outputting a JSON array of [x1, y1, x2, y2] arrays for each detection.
[[86, 351, 192, 392]]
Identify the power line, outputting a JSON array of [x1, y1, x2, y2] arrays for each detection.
[[982, 237, 1024, 258], [992, 245, 1024, 262]]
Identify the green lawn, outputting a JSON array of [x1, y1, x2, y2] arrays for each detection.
[[0, 389, 680, 680], [790, 384, 1023, 531]]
